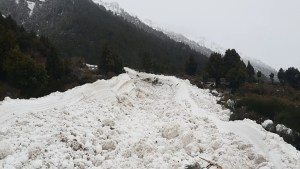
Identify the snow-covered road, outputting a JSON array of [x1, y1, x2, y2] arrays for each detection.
[[0, 68, 299, 169]]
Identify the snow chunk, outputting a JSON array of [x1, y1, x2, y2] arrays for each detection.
[[0, 141, 13, 160], [226, 99, 235, 109], [276, 124, 292, 135], [162, 124, 179, 139], [262, 120, 273, 128]]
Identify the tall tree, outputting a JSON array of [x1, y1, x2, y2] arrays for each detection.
[[257, 71, 262, 83], [278, 68, 286, 86], [226, 61, 247, 89], [46, 47, 64, 80], [285, 67, 300, 89], [223, 49, 241, 74], [269, 73, 275, 84], [98, 45, 124, 75], [185, 54, 198, 76], [246, 61, 255, 82], [206, 52, 223, 87]]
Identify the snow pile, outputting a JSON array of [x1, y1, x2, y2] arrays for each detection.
[[0, 68, 299, 169]]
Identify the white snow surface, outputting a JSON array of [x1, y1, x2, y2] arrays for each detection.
[[0, 68, 299, 169]]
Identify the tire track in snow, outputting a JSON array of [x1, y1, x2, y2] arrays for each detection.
[[174, 79, 288, 169]]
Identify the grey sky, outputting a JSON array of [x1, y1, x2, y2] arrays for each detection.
[[103, 0, 300, 70]]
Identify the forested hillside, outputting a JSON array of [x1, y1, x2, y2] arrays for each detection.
[[0, 13, 99, 100], [0, 0, 207, 74], [0, 13, 64, 98]]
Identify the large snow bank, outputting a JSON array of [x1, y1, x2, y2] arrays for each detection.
[[0, 68, 299, 169]]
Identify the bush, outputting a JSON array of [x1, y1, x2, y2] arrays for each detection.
[[233, 94, 300, 133]]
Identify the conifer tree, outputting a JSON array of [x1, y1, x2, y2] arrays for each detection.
[[257, 71, 262, 83], [278, 68, 286, 86], [246, 61, 255, 82], [269, 73, 274, 84], [185, 54, 198, 76], [206, 52, 223, 87]]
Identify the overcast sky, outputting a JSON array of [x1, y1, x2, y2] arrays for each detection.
[[103, 0, 300, 70]]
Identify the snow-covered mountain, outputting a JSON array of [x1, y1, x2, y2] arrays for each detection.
[[0, 68, 299, 168], [94, 0, 278, 76]]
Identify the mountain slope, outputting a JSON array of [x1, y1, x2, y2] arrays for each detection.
[[93, 0, 278, 77], [0, 68, 299, 168], [0, 0, 207, 74]]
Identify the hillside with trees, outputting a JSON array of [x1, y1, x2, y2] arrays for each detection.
[[0, 13, 56, 98], [0, 0, 207, 75], [203, 49, 300, 150], [0, 13, 100, 99]]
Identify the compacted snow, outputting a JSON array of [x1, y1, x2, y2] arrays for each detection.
[[0, 68, 299, 169]]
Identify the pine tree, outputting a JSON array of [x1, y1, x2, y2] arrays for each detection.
[[223, 49, 241, 74], [257, 71, 262, 83], [246, 61, 255, 82], [226, 61, 247, 89], [285, 67, 300, 89], [206, 52, 223, 87], [46, 47, 64, 80], [185, 54, 198, 76], [278, 68, 286, 86], [269, 73, 274, 84], [98, 45, 124, 75]]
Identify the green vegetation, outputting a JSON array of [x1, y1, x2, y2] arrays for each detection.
[[0, 14, 56, 98], [227, 83, 300, 150], [0, 13, 99, 99], [203, 48, 300, 150]]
